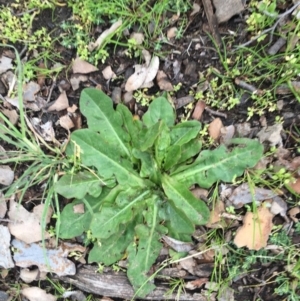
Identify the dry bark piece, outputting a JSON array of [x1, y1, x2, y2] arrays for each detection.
[[58, 265, 207, 300], [234, 205, 274, 250], [208, 118, 223, 140], [192, 101, 206, 120]]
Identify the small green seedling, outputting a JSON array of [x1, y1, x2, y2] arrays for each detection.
[[54, 88, 263, 296]]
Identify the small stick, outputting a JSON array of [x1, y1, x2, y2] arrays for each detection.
[[205, 107, 227, 118], [46, 80, 56, 103], [267, 37, 287, 55], [235, 78, 263, 94]]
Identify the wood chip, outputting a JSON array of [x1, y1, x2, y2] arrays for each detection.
[[208, 118, 223, 140], [192, 101, 206, 120]]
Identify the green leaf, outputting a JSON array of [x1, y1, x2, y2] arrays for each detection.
[[139, 122, 162, 151], [67, 129, 145, 187], [80, 88, 130, 157], [142, 96, 175, 128], [127, 222, 162, 297], [155, 121, 170, 168], [90, 190, 150, 239], [58, 196, 101, 239], [54, 171, 106, 199], [163, 145, 181, 171], [162, 174, 210, 225], [89, 222, 135, 265], [170, 120, 201, 146], [172, 138, 263, 188], [117, 104, 143, 149]]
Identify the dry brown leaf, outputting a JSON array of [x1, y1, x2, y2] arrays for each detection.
[[0, 165, 14, 186], [234, 205, 274, 250], [102, 66, 116, 80], [72, 57, 98, 74], [206, 200, 225, 228], [8, 200, 52, 244], [125, 65, 147, 92], [73, 203, 85, 214], [288, 178, 300, 194], [208, 118, 223, 140], [192, 101, 206, 120], [213, 0, 245, 23], [70, 74, 88, 91], [0, 225, 14, 269], [185, 278, 208, 290], [59, 115, 74, 130], [130, 32, 144, 45], [179, 257, 196, 274], [22, 287, 57, 301], [220, 125, 235, 144], [257, 124, 283, 147], [37, 62, 46, 86], [288, 207, 300, 222], [143, 56, 159, 84], [47, 91, 69, 112], [0, 56, 13, 73], [1, 108, 18, 125], [156, 70, 173, 91], [0, 192, 7, 218], [190, 3, 201, 16], [167, 27, 177, 39]]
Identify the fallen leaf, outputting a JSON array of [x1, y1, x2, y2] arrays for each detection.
[[1, 108, 18, 125], [22, 287, 57, 301], [167, 27, 177, 39], [12, 239, 85, 276], [162, 235, 194, 252], [130, 32, 144, 45], [23, 81, 40, 102], [206, 200, 225, 228], [62, 291, 86, 301], [288, 207, 300, 222], [0, 225, 14, 269], [190, 3, 201, 16], [270, 196, 287, 217], [0, 165, 14, 186], [125, 65, 148, 92], [288, 178, 300, 194], [30, 118, 56, 142], [228, 183, 277, 208], [220, 125, 235, 144], [179, 257, 196, 274], [236, 122, 251, 137], [185, 278, 208, 290], [8, 200, 52, 244], [156, 70, 173, 91], [70, 74, 88, 91], [67, 104, 78, 113], [102, 66, 116, 80], [88, 20, 122, 51], [208, 118, 223, 140], [234, 205, 274, 250], [59, 115, 74, 130], [213, 0, 245, 23], [257, 124, 283, 147], [192, 101, 206, 120], [218, 285, 235, 301], [0, 56, 13, 73], [0, 192, 7, 218], [143, 56, 159, 84], [72, 57, 98, 74], [20, 268, 47, 283], [73, 203, 85, 214], [174, 96, 194, 109], [47, 91, 69, 112]]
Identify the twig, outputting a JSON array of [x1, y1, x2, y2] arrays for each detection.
[[205, 107, 227, 118], [236, 2, 300, 49], [46, 81, 56, 103], [235, 78, 263, 94]]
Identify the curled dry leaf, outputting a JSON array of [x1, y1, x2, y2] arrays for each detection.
[[125, 65, 147, 92], [234, 205, 274, 250], [208, 118, 223, 140], [20, 268, 47, 283], [88, 20, 122, 51], [22, 287, 57, 301], [288, 207, 300, 222], [72, 57, 98, 74], [162, 235, 194, 252], [47, 91, 69, 112]]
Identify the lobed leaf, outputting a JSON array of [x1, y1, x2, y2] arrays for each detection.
[[172, 138, 263, 188], [170, 120, 201, 146], [80, 88, 131, 157], [162, 174, 210, 225]]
